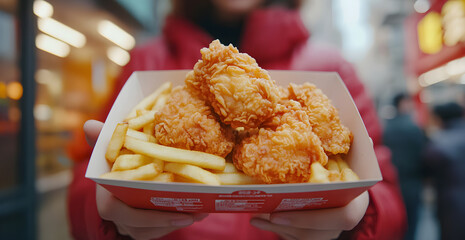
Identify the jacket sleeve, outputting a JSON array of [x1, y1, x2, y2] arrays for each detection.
[[66, 50, 138, 239], [335, 59, 407, 240], [68, 160, 132, 240]]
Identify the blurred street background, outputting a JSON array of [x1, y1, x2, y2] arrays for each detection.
[[1, 0, 464, 239]]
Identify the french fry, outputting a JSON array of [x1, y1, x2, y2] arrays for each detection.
[[328, 173, 341, 182], [152, 158, 164, 172], [111, 154, 163, 172], [128, 110, 157, 130], [309, 162, 330, 183], [326, 159, 340, 172], [212, 162, 238, 173], [164, 163, 221, 185], [101, 163, 161, 180], [341, 168, 360, 182], [149, 172, 174, 182], [173, 174, 199, 183], [127, 128, 156, 143], [328, 171, 341, 182], [119, 148, 134, 155], [124, 136, 226, 170], [127, 82, 172, 119], [336, 158, 350, 170], [136, 109, 148, 116], [143, 122, 155, 136], [151, 93, 169, 111], [111, 154, 153, 171], [216, 173, 260, 185], [105, 123, 129, 163], [326, 159, 341, 182]]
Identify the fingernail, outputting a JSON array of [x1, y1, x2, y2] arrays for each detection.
[[271, 217, 290, 226], [171, 218, 194, 226]]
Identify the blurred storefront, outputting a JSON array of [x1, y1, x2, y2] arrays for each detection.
[[33, 0, 143, 183], [405, 0, 465, 125], [404, 1, 465, 239], [0, 0, 166, 239], [29, 0, 170, 193]]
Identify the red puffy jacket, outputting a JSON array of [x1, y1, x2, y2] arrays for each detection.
[[68, 8, 406, 240]]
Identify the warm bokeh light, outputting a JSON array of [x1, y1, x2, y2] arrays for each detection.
[[417, 12, 443, 54], [445, 57, 465, 76], [107, 46, 130, 66], [419, 66, 448, 87], [98, 20, 135, 50], [36, 33, 70, 57], [35, 69, 63, 97], [33, 0, 53, 18], [38, 18, 86, 48], [34, 104, 53, 121], [418, 56, 465, 87], [0, 82, 6, 99], [6, 81, 23, 100], [414, 0, 430, 14], [35, 69, 53, 84], [441, 0, 465, 46]]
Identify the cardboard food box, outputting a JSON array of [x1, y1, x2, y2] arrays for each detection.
[[86, 70, 382, 213]]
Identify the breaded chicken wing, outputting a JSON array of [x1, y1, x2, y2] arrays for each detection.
[[153, 85, 235, 158], [233, 101, 328, 183], [185, 40, 280, 129], [288, 83, 353, 155]]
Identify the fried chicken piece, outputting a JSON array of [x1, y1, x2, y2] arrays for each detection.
[[185, 40, 280, 129], [233, 101, 328, 183], [277, 85, 289, 101], [288, 83, 353, 155], [153, 85, 235, 158]]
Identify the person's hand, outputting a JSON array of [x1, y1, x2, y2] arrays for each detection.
[[250, 191, 369, 240], [83, 120, 104, 147], [97, 185, 208, 240], [84, 120, 209, 239]]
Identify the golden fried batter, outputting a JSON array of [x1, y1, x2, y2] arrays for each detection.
[[153, 85, 235, 158], [233, 101, 328, 183], [185, 40, 280, 129], [288, 83, 353, 155]]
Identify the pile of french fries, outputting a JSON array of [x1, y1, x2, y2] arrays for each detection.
[[101, 82, 359, 185], [309, 156, 359, 183]]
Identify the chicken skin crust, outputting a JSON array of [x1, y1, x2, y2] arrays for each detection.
[[233, 101, 328, 183], [288, 83, 353, 155], [185, 40, 280, 129], [153, 85, 235, 158]]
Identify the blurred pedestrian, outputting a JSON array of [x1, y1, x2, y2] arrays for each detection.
[[383, 92, 428, 240], [423, 102, 465, 240]]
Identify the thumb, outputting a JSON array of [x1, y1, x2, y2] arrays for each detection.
[[83, 120, 104, 147]]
